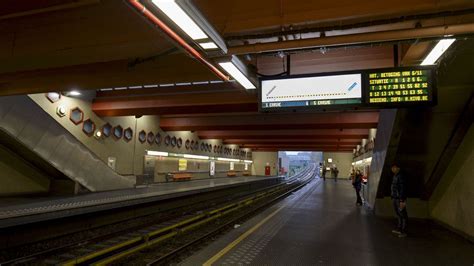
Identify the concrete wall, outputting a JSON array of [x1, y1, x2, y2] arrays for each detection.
[[323, 152, 352, 179], [367, 109, 398, 208], [429, 124, 474, 239], [252, 152, 278, 176], [0, 145, 50, 196], [29, 93, 252, 181]]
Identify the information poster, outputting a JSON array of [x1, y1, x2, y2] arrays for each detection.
[[178, 159, 187, 171], [230, 162, 235, 171], [209, 161, 215, 176]]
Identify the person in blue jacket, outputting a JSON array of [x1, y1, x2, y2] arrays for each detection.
[[391, 162, 408, 238]]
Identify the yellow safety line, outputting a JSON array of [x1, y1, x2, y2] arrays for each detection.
[[62, 184, 290, 265], [203, 203, 287, 266], [92, 232, 178, 266]]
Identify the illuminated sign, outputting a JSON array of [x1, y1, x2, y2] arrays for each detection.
[[366, 68, 434, 104], [210, 161, 215, 176], [259, 66, 435, 110], [261, 73, 362, 108]]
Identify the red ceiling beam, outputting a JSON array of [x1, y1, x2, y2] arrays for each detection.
[[198, 129, 369, 140], [92, 83, 258, 116], [204, 134, 368, 140], [224, 140, 361, 145], [243, 144, 357, 148], [160, 112, 379, 131], [252, 148, 354, 152]]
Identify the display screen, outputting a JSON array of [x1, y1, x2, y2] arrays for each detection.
[[261, 73, 362, 109], [259, 66, 435, 111], [366, 68, 433, 104]]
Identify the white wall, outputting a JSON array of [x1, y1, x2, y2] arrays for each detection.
[[323, 152, 353, 178], [252, 152, 278, 176]]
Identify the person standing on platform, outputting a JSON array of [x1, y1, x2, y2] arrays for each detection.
[[322, 167, 327, 181], [390, 162, 408, 238], [333, 167, 339, 182], [352, 170, 363, 205]]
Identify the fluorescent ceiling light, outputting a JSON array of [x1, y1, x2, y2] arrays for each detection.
[[421, 39, 455, 65], [217, 157, 240, 162], [152, 0, 207, 40], [199, 42, 218, 49], [147, 150, 169, 157], [183, 154, 209, 160], [218, 62, 256, 89], [68, 91, 81, 96], [243, 160, 253, 163]]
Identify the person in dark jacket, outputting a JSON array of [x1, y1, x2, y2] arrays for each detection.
[[333, 167, 339, 182], [352, 170, 363, 206], [391, 162, 408, 237]]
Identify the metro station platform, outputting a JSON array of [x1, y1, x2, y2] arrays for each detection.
[[183, 179, 474, 266], [0, 176, 280, 228]]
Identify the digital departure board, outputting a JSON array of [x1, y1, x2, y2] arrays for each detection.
[[366, 68, 434, 104], [261, 74, 362, 108], [259, 66, 436, 111]]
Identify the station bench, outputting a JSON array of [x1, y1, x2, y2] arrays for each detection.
[[243, 171, 251, 176], [170, 173, 192, 181], [227, 171, 237, 177]]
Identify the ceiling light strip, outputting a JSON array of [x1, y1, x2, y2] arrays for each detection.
[[127, 0, 229, 81], [421, 38, 455, 65]]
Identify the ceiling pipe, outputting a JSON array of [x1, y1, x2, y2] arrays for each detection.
[[228, 23, 474, 55], [126, 0, 229, 81], [225, 9, 474, 41]]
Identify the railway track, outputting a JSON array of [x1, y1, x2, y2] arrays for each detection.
[[1, 166, 316, 265]]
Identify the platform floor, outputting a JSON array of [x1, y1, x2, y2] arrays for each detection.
[[183, 179, 474, 266], [0, 176, 280, 223]]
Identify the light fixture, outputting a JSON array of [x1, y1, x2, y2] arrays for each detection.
[[421, 39, 455, 65], [94, 130, 102, 139], [151, 0, 227, 52], [183, 154, 210, 160], [147, 150, 169, 157], [327, 158, 333, 163], [198, 42, 218, 49], [217, 55, 257, 89], [243, 160, 253, 164], [56, 105, 67, 117], [152, 0, 206, 40], [217, 157, 240, 162], [69, 91, 81, 96]]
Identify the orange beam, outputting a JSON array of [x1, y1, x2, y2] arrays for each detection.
[[224, 140, 360, 145], [198, 129, 369, 140], [92, 83, 258, 116], [160, 112, 379, 131]]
